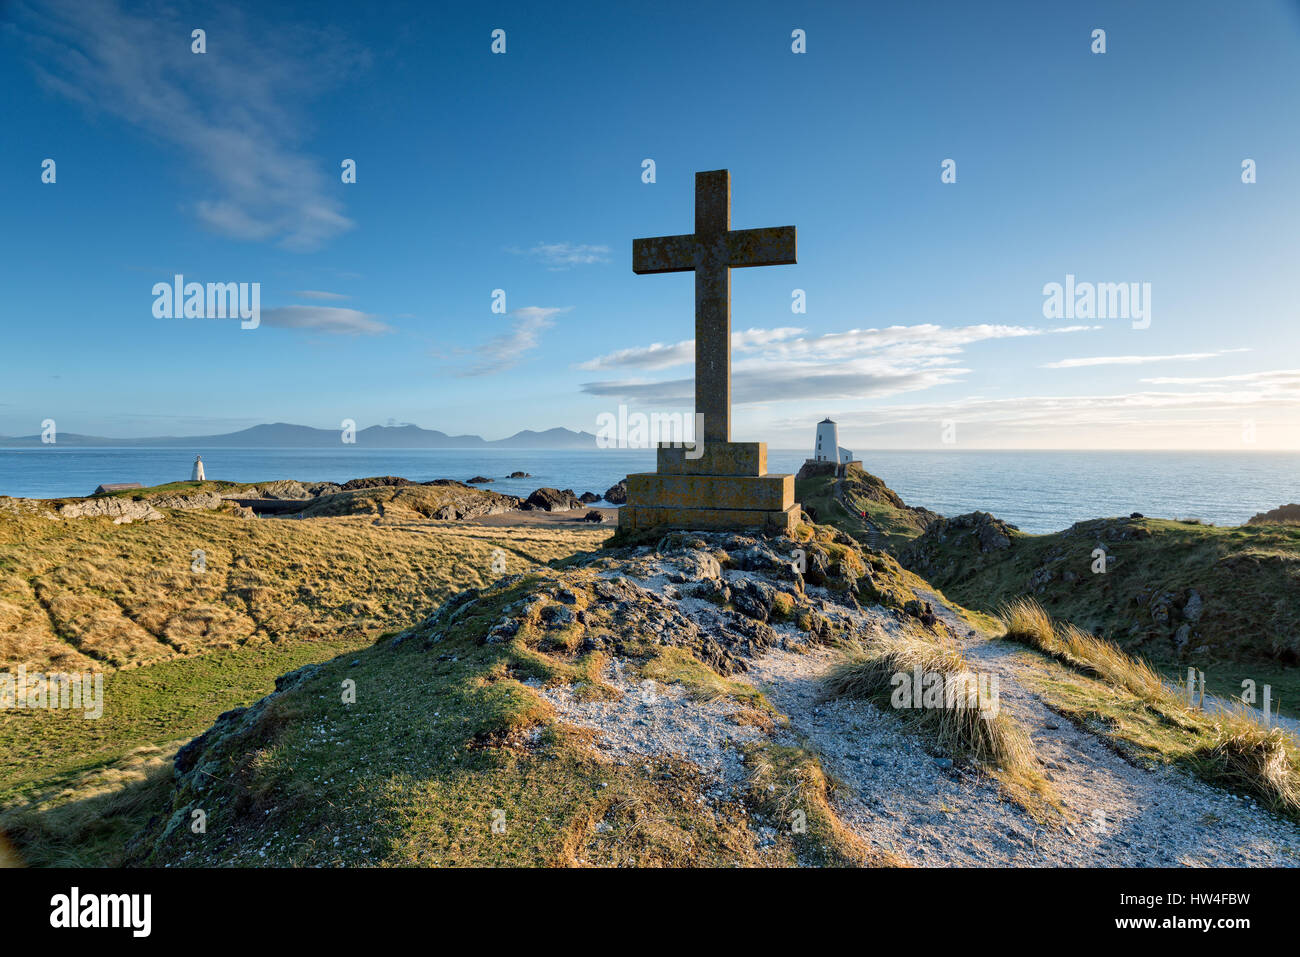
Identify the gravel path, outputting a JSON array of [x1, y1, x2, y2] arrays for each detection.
[[740, 593, 1300, 866], [532, 662, 763, 793], [532, 545, 1300, 866]]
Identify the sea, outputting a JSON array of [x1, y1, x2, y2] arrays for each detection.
[[0, 447, 1296, 535]]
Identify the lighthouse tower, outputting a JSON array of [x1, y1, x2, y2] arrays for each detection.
[[813, 418, 839, 462], [191, 455, 205, 482]]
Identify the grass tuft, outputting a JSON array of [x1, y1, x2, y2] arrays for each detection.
[[823, 629, 1056, 818]]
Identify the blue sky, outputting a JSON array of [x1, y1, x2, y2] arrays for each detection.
[[3, 0, 1299, 449]]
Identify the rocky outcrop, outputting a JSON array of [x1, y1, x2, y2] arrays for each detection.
[[603, 480, 628, 505], [901, 512, 1018, 578], [151, 491, 227, 510], [0, 497, 58, 520], [302, 481, 343, 497], [508, 471, 532, 478], [583, 509, 609, 523], [341, 476, 414, 491], [795, 460, 838, 481], [523, 487, 582, 511], [467, 476, 494, 484], [231, 480, 312, 500], [296, 484, 520, 520], [57, 497, 164, 523], [579, 491, 600, 504]]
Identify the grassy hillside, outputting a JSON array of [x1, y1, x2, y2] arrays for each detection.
[[0, 499, 604, 864], [124, 532, 909, 868], [794, 462, 938, 551], [900, 512, 1300, 715]]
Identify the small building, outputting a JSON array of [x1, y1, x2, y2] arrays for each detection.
[[191, 455, 205, 481], [813, 417, 853, 466], [92, 482, 143, 496]]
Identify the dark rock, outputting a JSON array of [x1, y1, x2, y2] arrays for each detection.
[[302, 481, 343, 497], [691, 579, 731, 605], [466, 476, 494, 484], [175, 707, 246, 772], [583, 509, 609, 523], [903, 599, 938, 628], [803, 548, 831, 587], [1130, 512, 1144, 519], [508, 471, 532, 478], [541, 604, 575, 626], [603, 480, 628, 505], [731, 578, 776, 623], [522, 487, 583, 511], [341, 476, 413, 490], [579, 491, 600, 504]]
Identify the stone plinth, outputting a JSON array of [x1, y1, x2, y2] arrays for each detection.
[[657, 442, 766, 475], [617, 441, 799, 534]]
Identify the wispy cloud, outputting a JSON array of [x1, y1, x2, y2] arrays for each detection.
[[16, 1, 366, 250], [292, 290, 351, 301], [760, 368, 1300, 443], [460, 306, 570, 376], [581, 323, 1097, 405], [1140, 368, 1300, 387], [578, 327, 806, 371], [1043, 348, 1249, 369], [509, 242, 610, 270], [260, 306, 390, 335]]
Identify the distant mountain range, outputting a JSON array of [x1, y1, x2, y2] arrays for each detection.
[[0, 422, 599, 449]]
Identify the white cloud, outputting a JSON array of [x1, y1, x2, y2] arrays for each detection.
[[460, 306, 570, 377], [292, 290, 351, 301], [1140, 369, 1300, 387], [17, 1, 365, 250], [511, 242, 610, 269], [260, 306, 390, 335], [581, 323, 1097, 405], [1044, 348, 1249, 369], [577, 327, 805, 371]]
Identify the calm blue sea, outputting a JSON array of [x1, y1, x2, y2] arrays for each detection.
[[1, 447, 1296, 535]]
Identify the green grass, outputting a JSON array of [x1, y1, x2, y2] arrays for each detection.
[[795, 465, 932, 552], [124, 570, 895, 868], [0, 503, 606, 865], [900, 515, 1300, 716]]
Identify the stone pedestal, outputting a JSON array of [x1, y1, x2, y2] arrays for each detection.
[[617, 441, 800, 534]]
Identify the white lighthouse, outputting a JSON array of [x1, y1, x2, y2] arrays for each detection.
[[812, 418, 854, 467], [191, 455, 205, 482], [814, 418, 838, 462]]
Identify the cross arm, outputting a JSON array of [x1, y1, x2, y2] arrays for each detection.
[[726, 226, 797, 268], [632, 234, 697, 274]]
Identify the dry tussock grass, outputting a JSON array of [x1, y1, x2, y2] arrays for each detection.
[[999, 597, 1300, 820], [0, 509, 604, 672], [824, 628, 1057, 819]]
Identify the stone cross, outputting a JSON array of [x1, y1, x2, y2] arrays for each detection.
[[632, 169, 796, 444]]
